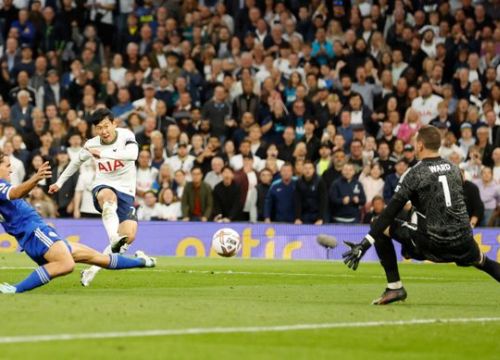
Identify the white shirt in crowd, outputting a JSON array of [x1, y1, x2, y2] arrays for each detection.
[[86, 0, 115, 25], [243, 171, 258, 213], [137, 203, 164, 221], [110, 67, 127, 87], [9, 154, 25, 186], [166, 155, 195, 179], [136, 166, 159, 205], [158, 202, 182, 221], [229, 154, 264, 172], [411, 94, 443, 125], [204, 171, 223, 189], [75, 159, 99, 215]]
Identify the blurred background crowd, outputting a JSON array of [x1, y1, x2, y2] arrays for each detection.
[[0, 0, 498, 226]]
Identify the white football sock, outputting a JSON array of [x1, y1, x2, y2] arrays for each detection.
[[102, 201, 119, 242], [387, 281, 403, 290]]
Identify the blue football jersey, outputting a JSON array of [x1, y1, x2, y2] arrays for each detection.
[[0, 179, 47, 247]]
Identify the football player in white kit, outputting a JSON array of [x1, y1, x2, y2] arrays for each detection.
[[49, 108, 139, 286]]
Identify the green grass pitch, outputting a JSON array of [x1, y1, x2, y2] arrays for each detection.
[[0, 254, 499, 359]]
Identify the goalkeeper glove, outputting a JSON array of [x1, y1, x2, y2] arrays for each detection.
[[342, 237, 372, 270]]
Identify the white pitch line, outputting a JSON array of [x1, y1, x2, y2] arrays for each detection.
[[0, 266, 451, 281], [143, 269, 445, 281], [0, 317, 499, 344]]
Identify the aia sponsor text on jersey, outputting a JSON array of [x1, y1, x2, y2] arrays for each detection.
[[97, 160, 125, 172]]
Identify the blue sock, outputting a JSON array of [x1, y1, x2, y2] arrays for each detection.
[[14, 266, 51, 293], [107, 254, 145, 269]]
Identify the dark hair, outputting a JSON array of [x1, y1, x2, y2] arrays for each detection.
[[91, 108, 114, 126], [221, 166, 234, 173], [416, 125, 441, 151], [372, 195, 384, 203]]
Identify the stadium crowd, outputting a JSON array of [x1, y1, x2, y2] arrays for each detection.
[[0, 0, 499, 226]]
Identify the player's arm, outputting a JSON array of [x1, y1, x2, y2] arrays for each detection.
[[49, 148, 89, 194], [8, 162, 52, 200], [343, 169, 415, 270]]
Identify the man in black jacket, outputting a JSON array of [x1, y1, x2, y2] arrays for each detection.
[[461, 170, 484, 228], [212, 166, 242, 222], [294, 161, 327, 224], [256, 168, 273, 222], [51, 146, 79, 218]]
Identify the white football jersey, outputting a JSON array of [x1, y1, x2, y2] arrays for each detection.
[[55, 128, 139, 197]]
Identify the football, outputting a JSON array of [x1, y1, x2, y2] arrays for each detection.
[[211, 228, 241, 257]]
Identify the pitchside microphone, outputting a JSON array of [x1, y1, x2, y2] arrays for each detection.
[[316, 234, 338, 260]]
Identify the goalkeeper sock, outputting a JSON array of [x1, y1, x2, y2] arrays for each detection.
[[387, 281, 403, 290], [14, 266, 51, 293], [475, 256, 500, 282], [102, 201, 120, 241], [107, 254, 145, 269], [373, 234, 401, 283]]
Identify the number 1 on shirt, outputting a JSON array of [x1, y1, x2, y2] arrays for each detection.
[[438, 175, 452, 207]]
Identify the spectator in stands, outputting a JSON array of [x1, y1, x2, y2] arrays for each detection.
[[458, 123, 476, 158], [294, 160, 327, 225], [172, 169, 186, 199], [378, 120, 397, 151], [181, 167, 212, 222], [474, 166, 500, 227], [264, 162, 296, 223], [28, 185, 57, 218], [440, 131, 465, 162], [234, 155, 259, 220], [363, 195, 385, 225], [3, 140, 25, 185], [348, 139, 364, 174], [397, 108, 421, 145], [316, 143, 331, 176], [402, 144, 418, 167], [373, 141, 396, 178], [249, 168, 273, 222], [329, 163, 366, 224], [136, 149, 158, 205], [411, 80, 443, 125], [359, 163, 384, 207], [213, 166, 242, 222], [158, 188, 182, 221], [383, 159, 408, 203], [462, 146, 483, 181], [322, 149, 347, 192], [10, 89, 34, 132], [137, 191, 163, 221], [204, 156, 224, 189], [278, 126, 296, 163], [166, 142, 195, 178], [51, 146, 78, 218], [493, 148, 500, 184], [461, 170, 484, 229], [202, 85, 232, 139]]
